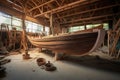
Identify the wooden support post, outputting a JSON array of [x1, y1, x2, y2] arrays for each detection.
[[107, 30, 110, 54], [11, 28, 17, 50], [22, 15, 27, 50], [54, 52, 59, 61], [114, 18, 120, 30], [84, 25, 87, 30], [22, 14, 30, 59], [54, 52, 66, 60], [43, 25, 45, 32], [50, 13, 54, 35]]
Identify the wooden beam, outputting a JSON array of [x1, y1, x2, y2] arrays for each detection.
[[47, 2, 62, 27], [35, 0, 48, 17], [23, 0, 30, 7], [55, 4, 120, 20], [61, 0, 65, 5], [60, 13, 120, 25], [22, 14, 30, 59], [31, 0, 42, 15], [50, 13, 54, 35], [34, 0, 87, 18], [0, 3, 23, 18], [13, 0, 17, 2], [21, 14, 28, 51], [29, 0, 55, 12], [55, 0, 61, 7], [110, 27, 120, 56], [62, 18, 112, 27], [0, 0, 23, 12], [114, 18, 120, 30]]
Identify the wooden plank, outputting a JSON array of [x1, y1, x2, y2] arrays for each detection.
[[62, 18, 112, 27], [55, 4, 120, 20], [60, 13, 120, 25], [27, 29, 105, 55], [29, 0, 55, 12], [31, 0, 42, 14], [34, 0, 87, 17], [110, 28, 120, 56], [21, 14, 28, 51], [50, 13, 54, 35], [114, 18, 120, 30]]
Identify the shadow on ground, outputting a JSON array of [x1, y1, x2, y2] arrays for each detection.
[[39, 49, 120, 74], [0, 71, 7, 78], [62, 55, 120, 74]]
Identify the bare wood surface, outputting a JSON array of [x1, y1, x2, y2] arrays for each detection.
[[110, 28, 120, 56], [27, 29, 105, 55], [34, 0, 87, 17], [29, 0, 55, 12]]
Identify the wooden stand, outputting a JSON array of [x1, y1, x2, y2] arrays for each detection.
[[54, 52, 66, 60], [39, 48, 42, 53], [54, 52, 59, 60], [22, 50, 30, 59]]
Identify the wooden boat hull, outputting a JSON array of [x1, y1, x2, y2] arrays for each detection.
[[28, 29, 105, 55]]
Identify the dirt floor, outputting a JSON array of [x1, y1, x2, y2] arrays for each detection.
[[1, 48, 120, 80]]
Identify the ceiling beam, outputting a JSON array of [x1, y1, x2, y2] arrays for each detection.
[[46, 2, 61, 28], [29, 0, 55, 12], [60, 13, 120, 25], [34, 0, 87, 18], [61, 0, 65, 5], [62, 18, 112, 27], [114, 18, 120, 30], [55, 4, 120, 20], [31, 0, 42, 14], [0, 0, 23, 13], [55, 0, 61, 7]]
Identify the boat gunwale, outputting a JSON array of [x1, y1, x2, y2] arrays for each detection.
[[27, 31, 98, 42]]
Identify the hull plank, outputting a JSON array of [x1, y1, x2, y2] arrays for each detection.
[[27, 29, 105, 56]]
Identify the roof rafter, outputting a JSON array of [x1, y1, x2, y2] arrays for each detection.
[[34, 0, 97, 18], [55, 0, 61, 7], [55, 3, 120, 20], [63, 18, 112, 27], [60, 13, 120, 25], [31, 0, 42, 14], [29, 0, 55, 12]]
